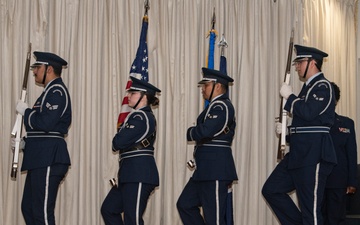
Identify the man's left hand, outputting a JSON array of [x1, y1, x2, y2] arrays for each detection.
[[16, 100, 29, 116], [280, 83, 293, 100], [347, 186, 356, 194]]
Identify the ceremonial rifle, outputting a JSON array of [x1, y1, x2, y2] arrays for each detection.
[[11, 43, 31, 180], [276, 30, 294, 161]]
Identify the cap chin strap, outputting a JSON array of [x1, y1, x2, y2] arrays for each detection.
[[42, 65, 48, 84], [133, 92, 145, 109], [208, 81, 216, 102], [302, 59, 311, 79]]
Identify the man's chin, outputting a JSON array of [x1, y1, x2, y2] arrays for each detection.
[[35, 81, 44, 87], [297, 74, 305, 82]]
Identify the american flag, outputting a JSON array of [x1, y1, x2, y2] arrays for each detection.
[[117, 16, 149, 130]]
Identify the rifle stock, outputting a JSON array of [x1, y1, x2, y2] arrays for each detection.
[[11, 43, 31, 180], [276, 30, 294, 161]]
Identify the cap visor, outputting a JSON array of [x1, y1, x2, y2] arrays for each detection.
[[127, 88, 140, 92], [293, 57, 306, 62], [198, 80, 208, 84], [30, 63, 44, 68], [198, 79, 216, 85], [127, 87, 147, 92]]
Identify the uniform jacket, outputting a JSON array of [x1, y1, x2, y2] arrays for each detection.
[[187, 94, 238, 181], [284, 73, 337, 169], [22, 77, 72, 171], [112, 106, 159, 186], [326, 114, 358, 188]]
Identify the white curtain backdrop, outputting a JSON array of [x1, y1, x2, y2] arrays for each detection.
[[0, 0, 358, 224]]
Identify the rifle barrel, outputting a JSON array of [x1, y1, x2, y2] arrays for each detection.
[[11, 43, 32, 180], [277, 30, 294, 161]]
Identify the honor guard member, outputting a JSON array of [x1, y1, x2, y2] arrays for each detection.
[[177, 68, 238, 225], [15, 52, 71, 225], [101, 77, 161, 225], [262, 45, 337, 225], [322, 82, 358, 225]]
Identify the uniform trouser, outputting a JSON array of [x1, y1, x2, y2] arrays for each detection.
[[176, 178, 231, 225], [21, 164, 69, 225], [322, 187, 347, 225], [101, 182, 156, 225], [262, 156, 333, 225]]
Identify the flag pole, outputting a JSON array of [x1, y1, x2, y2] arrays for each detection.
[[206, 7, 217, 70], [113, 0, 151, 187], [144, 0, 150, 16], [218, 34, 233, 225], [204, 7, 218, 108]]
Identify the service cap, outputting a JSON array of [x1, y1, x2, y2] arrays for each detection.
[[198, 67, 233, 85], [128, 76, 161, 95], [293, 45, 328, 62], [31, 51, 68, 69]]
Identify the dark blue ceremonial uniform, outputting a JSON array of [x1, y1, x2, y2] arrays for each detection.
[[322, 114, 358, 224], [101, 106, 159, 225], [177, 93, 238, 225], [263, 73, 336, 225], [21, 77, 71, 225]]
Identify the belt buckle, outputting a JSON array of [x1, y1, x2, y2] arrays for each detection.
[[290, 127, 295, 134], [141, 139, 150, 148], [224, 126, 230, 134]]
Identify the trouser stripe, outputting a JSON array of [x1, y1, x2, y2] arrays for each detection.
[[313, 163, 320, 225], [44, 166, 51, 225], [216, 180, 219, 225], [136, 182, 142, 225]]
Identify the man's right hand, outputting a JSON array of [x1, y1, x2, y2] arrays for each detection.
[[275, 122, 282, 135], [280, 83, 293, 100], [11, 137, 26, 150]]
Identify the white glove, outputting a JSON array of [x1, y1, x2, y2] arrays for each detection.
[[16, 100, 29, 116], [275, 122, 282, 135], [280, 83, 293, 100], [11, 137, 26, 150]]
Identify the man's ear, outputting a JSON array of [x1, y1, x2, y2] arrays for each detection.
[[47, 66, 53, 73], [215, 82, 221, 90], [216, 82, 224, 92], [310, 59, 317, 68]]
